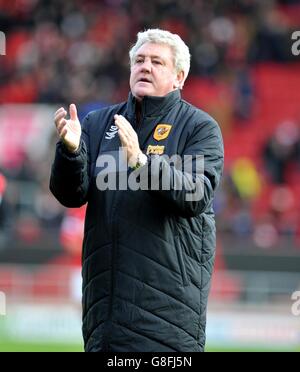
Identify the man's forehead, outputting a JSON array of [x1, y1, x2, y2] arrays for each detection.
[[136, 42, 172, 58]]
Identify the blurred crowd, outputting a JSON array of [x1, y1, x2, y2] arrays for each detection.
[[0, 0, 299, 105], [1, 0, 300, 258], [217, 122, 300, 249]]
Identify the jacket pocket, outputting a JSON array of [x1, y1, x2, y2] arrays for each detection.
[[175, 236, 189, 286]]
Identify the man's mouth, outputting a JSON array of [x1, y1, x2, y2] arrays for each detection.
[[138, 78, 152, 83]]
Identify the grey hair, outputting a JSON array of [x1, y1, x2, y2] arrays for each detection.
[[129, 28, 191, 89]]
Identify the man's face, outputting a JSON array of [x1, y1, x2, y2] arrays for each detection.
[[130, 42, 182, 101]]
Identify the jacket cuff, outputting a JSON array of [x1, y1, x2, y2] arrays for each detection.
[[59, 140, 83, 159], [53, 139, 87, 176]]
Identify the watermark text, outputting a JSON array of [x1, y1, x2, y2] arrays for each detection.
[[95, 149, 205, 202], [0, 31, 6, 55], [291, 291, 300, 316], [0, 291, 6, 315], [291, 31, 300, 56]]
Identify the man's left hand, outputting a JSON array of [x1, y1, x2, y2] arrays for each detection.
[[114, 114, 141, 167]]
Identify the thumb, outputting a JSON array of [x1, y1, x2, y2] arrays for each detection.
[[69, 103, 78, 121]]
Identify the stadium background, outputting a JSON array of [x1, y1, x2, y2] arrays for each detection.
[[0, 0, 300, 352]]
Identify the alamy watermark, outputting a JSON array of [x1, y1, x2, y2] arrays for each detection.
[[95, 149, 205, 202], [0, 291, 6, 315], [291, 31, 300, 56], [291, 291, 300, 316], [0, 31, 6, 55]]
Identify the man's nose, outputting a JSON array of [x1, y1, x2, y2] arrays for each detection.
[[140, 59, 152, 72]]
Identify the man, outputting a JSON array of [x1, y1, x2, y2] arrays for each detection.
[[50, 29, 224, 352]]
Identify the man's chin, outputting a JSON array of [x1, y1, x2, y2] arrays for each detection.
[[133, 88, 154, 100]]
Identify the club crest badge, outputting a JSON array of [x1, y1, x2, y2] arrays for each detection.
[[153, 124, 172, 141]]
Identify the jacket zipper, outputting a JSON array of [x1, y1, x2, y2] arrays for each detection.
[[106, 109, 142, 345], [105, 192, 120, 350], [135, 115, 142, 137], [135, 102, 144, 137]]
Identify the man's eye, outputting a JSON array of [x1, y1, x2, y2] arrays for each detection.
[[153, 60, 162, 65], [135, 59, 143, 64]]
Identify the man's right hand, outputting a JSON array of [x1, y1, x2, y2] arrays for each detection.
[[54, 104, 81, 153]]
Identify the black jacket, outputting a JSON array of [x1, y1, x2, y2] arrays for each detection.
[[50, 90, 224, 352]]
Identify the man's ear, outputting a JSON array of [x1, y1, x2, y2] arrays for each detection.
[[174, 70, 185, 89]]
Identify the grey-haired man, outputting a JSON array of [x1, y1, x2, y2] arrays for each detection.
[[50, 29, 224, 352]]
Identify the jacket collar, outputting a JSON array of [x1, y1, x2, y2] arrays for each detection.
[[126, 89, 181, 119]]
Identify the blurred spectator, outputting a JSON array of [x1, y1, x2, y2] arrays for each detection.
[[253, 218, 280, 249], [232, 64, 254, 121], [269, 185, 298, 236], [0, 172, 9, 249], [0, 173, 7, 229], [60, 206, 86, 259], [215, 172, 254, 236], [249, 5, 291, 62], [216, 157, 262, 237], [231, 157, 262, 200], [252, 184, 299, 249], [34, 180, 65, 230], [263, 121, 300, 184], [0, 173, 6, 205]]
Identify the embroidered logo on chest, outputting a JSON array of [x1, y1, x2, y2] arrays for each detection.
[[146, 145, 165, 155], [105, 125, 118, 140]]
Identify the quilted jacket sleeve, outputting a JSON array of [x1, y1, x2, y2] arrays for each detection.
[[49, 113, 91, 208], [144, 119, 224, 217]]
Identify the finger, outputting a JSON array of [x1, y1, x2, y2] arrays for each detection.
[[117, 126, 126, 139], [115, 122, 127, 138], [118, 126, 138, 150], [116, 114, 126, 122], [115, 116, 138, 146], [54, 107, 65, 117], [57, 120, 67, 135], [58, 125, 67, 139], [124, 118, 135, 131], [69, 103, 77, 121], [54, 110, 66, 120], [120, 119, 137, 138], [55, 107, 65, 114], [114, 115, 123, 127], [115, 120, 124, 132], [117, 124, 130, 139], [55, 117, 66, 131], [115, 114, 132, 129], [115, 120, 131, 139], [54, 111, 67, 126], [57, 119, 67, 134], [54, 108, 67, 120], [60, 127, 68, 140], [117, 128, 127, 146], [54, 109, 66, 123], [119, 116, 132, 130]]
